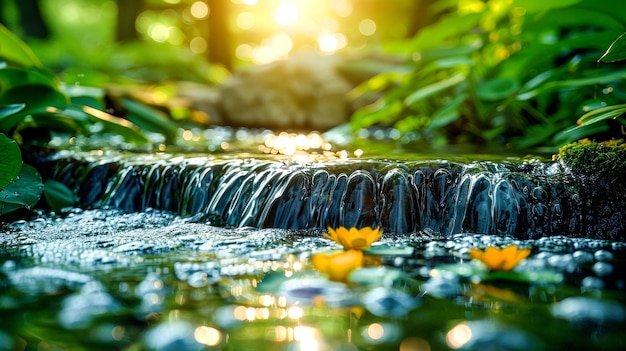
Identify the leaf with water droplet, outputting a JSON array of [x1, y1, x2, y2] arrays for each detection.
[[0, 133, 21, 190], [0, 164, 43, 215]]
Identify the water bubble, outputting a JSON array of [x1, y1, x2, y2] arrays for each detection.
[[144, 321, 203, 351], [449, 320, 542, 351], [551, 297, 626, 327], [421, 275, 462, 299], [361, 287, 419, 318], [571, 251, 593, 265], [8, 267, 92, 295], [581, 276, 604, 290], [58, 281, 121, 329], [594, 250, 614, 262], [277, 277, 356, 307], [592, 261, 613, 277]]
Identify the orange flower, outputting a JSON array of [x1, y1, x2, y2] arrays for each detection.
[[469, 245, 531, 272], [324, 226, 383, 251], [311, 250, 363, 282]]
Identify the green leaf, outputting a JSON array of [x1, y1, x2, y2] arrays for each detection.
[[427, 94, 467, 130], [0, 24, 42, 68], [43, 180, 76, 212], [0, 68, 57, 91], [0, 85, 69, 132], [555, 123, 609, 145], [0, 104, 25, 119], [514, 0, 582, 13], [576, 104, 626, 127], [32, 112, 86, 134], [477, 78, 520, 101], [599, 32, 626, 63], [122, 98, 179, 144], [0, 164, 43, 215], [516, 71, 626, 101], [404, 73, 466, 107], [61, 84, 105, 109], [363, 245, 414, 256], [348, 267, 406, 287], [405, 13, 482, 51], [82, 105, 150, 145], [351, 98, 403, 130], [0, 133, 21, 189]]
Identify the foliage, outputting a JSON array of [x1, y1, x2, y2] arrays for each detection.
[[0, 133, 43, 215], [0, 24, 185, 216], [349, 0, 626, 149]]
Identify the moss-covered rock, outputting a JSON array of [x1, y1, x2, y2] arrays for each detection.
[[556, 139, 626, 240]]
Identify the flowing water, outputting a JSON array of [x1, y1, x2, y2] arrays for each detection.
[[2, 129, 625, 350], [37, 148, 610, 239]]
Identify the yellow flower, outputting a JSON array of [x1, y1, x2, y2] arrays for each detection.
[[469, 245, 531, 272], [324, 226, 383, 251], [311, 250, 363, 282]]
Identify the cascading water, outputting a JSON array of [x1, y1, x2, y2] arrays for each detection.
[[37, 150, 621, 240]]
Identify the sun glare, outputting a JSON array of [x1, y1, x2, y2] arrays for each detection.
[[274, 2, 299, 26]]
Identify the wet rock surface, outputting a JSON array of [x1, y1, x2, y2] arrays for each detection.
[[35, 150, 625, 240], [1, 209, 625, 350]]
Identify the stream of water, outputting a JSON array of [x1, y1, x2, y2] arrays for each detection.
[[1, 130, 625, 350]]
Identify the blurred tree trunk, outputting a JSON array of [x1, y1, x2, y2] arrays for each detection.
[[116, 0, 143, 42], [208, 0, 232, 70], [14, 0, 49, 38]]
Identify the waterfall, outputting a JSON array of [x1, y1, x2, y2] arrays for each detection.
[[39, 151, 603, 239]]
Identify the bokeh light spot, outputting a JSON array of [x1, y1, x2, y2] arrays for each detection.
[[194, 326, 222, 346], [190, 1, 210, 19], [446, 322, 472, 349], [237, 11, 255, 30], [367, 323, 385, 340], [190, 36, 208, 53], [359, 18, 377, 36], [274, 2, 299, 25]]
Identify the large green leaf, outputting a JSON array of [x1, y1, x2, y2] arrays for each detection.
[[599, 32, 626, 63], [43, 180, 76, 212], [0, 103, 25, 119], [0, 24, 42, 68], [477, 78, 520, 101], [82, 105, 151, 145], [514, 0, 582, 13], [0, 133, 21, 189], [574, 104, 626, 128], [404, 73, 466, 107], [516, 71, 626, 101], [427, 94, 467, 130], [122, 98, 179, 144], [0, 164, 43, 216], [0, 85, 69, 132], [351, 98, 403, 130], [402, 13, 482, 52], [0, 68, 57, 92]]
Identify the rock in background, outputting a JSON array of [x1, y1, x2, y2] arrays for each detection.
[[219, 52, 353, 130]]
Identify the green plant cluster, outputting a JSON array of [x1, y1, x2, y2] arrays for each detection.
[[349, 0, 626, 149], [0, 24, 179, 217]]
